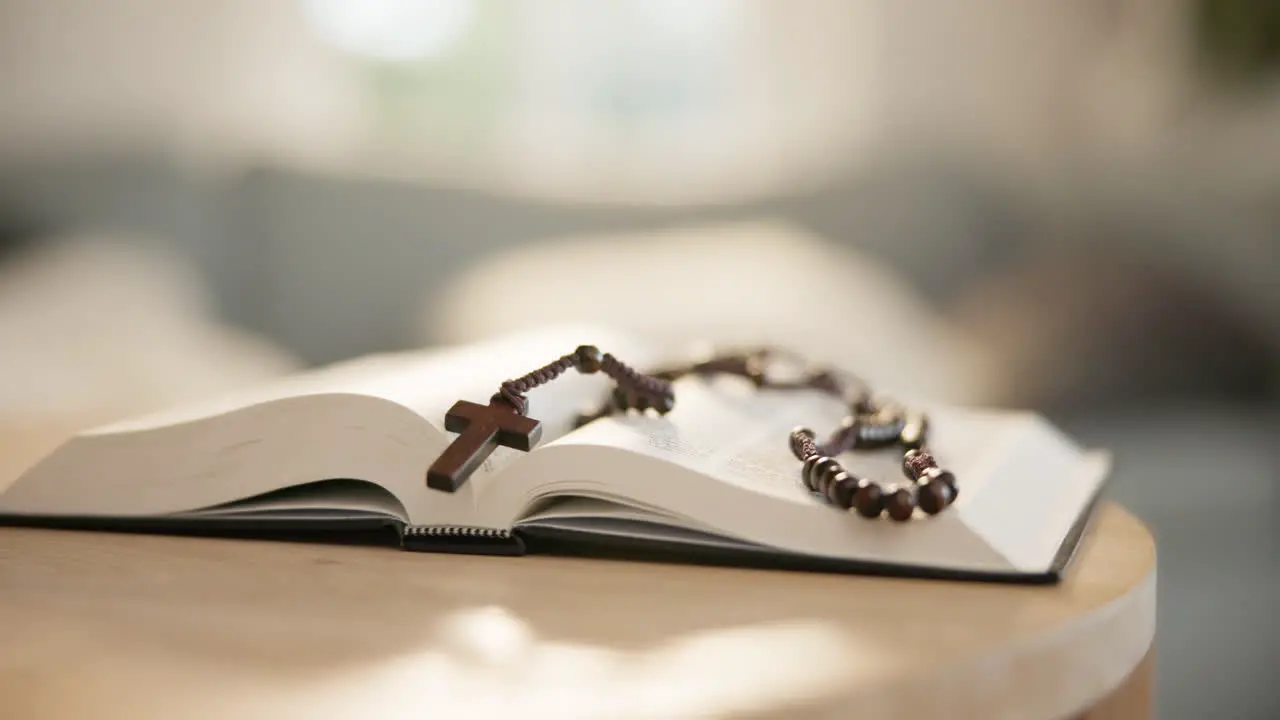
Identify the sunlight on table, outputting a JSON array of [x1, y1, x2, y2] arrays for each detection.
[[260, 606, 882, 719]]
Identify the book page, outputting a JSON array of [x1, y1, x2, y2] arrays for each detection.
[[544, 375, 846, 504], [0, 325, 659, 529], [87, 324, 651, 442]]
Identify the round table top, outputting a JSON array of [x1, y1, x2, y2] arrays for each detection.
[[0, 503, 1155, 720]]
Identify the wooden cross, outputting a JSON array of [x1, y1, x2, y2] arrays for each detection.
[[426, 399, 543, 492]]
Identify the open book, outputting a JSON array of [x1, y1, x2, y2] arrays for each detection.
[[0, 326, 1109, 583]]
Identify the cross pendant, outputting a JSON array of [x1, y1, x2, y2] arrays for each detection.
[[426, 398, 542, 492]]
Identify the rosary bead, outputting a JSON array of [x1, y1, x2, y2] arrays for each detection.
[[811, 457, 841, 495], [936, 470, 959, 503], [820, 463, 847, 502], [902, 450, 938, 480], [856, 414, 906, 448], [916, 476, 953, 515], [789, 426, 817, 460], [852, 480, 884, 518], [801, 456, 821, 491], [885, 485, 917, 522], [642, 347, 959, 522], [829, 472, 858, 509], [653, 392, 675, 414], [573, 345, 604, 373], [923, 467, 957, 495]]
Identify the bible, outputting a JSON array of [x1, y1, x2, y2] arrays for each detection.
[[0, 325, 1109, 583]]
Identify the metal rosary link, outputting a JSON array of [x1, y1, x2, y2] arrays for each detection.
[[427, 345, 673, 493]]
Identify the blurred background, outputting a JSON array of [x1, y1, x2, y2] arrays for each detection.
[[0, 0, 1276, 716]]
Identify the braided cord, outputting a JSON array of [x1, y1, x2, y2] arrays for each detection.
[[499, 354, 576, 414], [497, 346, 673, 416]]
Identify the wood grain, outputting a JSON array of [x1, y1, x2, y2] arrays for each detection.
[[0, 501, 1155, 719]]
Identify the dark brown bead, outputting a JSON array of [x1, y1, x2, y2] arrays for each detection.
[[573, 345, 603, 373], [916, 477, 953, 515], [820, 463, 847, 503], [801, 456, 821, 491], [885, 486, 917, 522], [926, 468, 957, 495], [830, 472, 858, 509], [652, 392, 675, 414], [811, 457, 841, 495], [937, 470, 958, 503], [852, 480, 884, 518]]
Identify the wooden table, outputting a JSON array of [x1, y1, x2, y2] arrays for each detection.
[[0, 501, 1154, 719]]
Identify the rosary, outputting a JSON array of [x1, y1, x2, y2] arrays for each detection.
[[426, 345, 958, 522]]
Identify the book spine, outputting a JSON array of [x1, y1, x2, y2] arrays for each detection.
[[400, 525, 526, 556]]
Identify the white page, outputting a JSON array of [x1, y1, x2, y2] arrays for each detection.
[[87, 323, 648, 440], [545, 375, 849, 504], [0, 324, 666, 527], [188, 480, 410, 520]]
